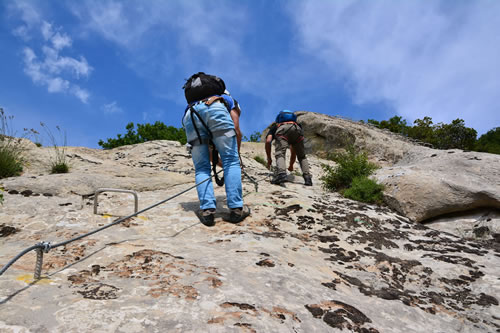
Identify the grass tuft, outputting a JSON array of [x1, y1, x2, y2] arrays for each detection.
[[254, 155, 267, 167]]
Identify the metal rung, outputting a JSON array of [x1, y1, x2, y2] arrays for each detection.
[[93, 188, 139, 215]]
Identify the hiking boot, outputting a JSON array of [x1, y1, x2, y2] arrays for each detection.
[[196, 208, 216, 227], [303, 174, 313, 186], [271, 173, 287, 185], [227, 205, 251, 223]]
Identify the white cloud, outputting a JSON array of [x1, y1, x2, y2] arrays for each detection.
[[40, 21, 53, 40], [71, 86, 90, 104], [9, 0, 41, 28], [101, 101, 123, 114], [46, 77, 70, 93], [51, 32, 72, 50], [290, 1, 500, 133], [68, 2, 246, 77], [23, 45, 91, 103], [42, 46, 91, 78], [10, 0, 93, 104]]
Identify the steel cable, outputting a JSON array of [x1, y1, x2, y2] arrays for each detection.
[[0, 244, 42, 276], [0, 171, 220, 277], [1, 164, 267, 278]]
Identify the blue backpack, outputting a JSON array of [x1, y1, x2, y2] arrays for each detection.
[[275, 110, 297, 123]]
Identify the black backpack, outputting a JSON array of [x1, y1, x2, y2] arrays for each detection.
[[183, 72, 226, 104]]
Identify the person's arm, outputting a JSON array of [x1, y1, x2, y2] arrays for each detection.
[[288, 146, 296, 171], [230, 109, 242, 152], [265, 134, 273, 169]]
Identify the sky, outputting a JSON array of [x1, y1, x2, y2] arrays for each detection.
[[1, 0, 499, 148]]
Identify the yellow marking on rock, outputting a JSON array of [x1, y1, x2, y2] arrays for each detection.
[[102, 214, 113, 218], [138, 215, 148, 221], [16, 274, 52, 285]]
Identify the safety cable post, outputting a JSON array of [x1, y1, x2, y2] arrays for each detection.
[[34, 248, 43, 280]]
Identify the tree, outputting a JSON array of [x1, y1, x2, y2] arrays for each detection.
[[381, 116, 408, 135], [243, 131, 261, 142], [433, 119, 477, 150], [407, 116, 436, 145], [368, 116, 408, 135], [367, 115, 483, 152], [98, 122, 186, 149], [475, 127, 500, 154]]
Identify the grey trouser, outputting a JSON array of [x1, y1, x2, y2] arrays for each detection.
[[274, 123, 311, 177]]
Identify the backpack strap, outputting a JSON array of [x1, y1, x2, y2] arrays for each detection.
[[275, 122, 303, 143], [204, 95, 232, 112], [277, 121, 297, 128], [185, 106, 224, 187], [204, 95, 225, 106]]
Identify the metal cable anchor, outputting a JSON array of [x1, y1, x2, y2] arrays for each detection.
[[34, 241, 51, 280]]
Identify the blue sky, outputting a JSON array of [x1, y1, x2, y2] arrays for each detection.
[[1, 1, 499, 148]]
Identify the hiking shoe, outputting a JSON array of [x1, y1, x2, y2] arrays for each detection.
[[227, 205, 251, 224], [303, 174, 313, 186], [196, 208, 216, 227], [271, 173, 287, 185]]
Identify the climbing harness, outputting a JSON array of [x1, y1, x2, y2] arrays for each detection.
[[0, 172, 220, 280], [182, 96, 231, 187]]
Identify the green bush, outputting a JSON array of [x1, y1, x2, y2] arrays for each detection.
[[343, 176, 384, 204], [0, 108, 24, 179], [51, 162, 69, 174], [253, 155, 267, 167], [0, 189, 4, 204], [0, 147, 23, 178], [321, 147, 378, 191], [321, 146, 385, 204]]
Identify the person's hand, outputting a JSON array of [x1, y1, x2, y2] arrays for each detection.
[[267, 158, 272, 170], [288, 164, 294, 172]]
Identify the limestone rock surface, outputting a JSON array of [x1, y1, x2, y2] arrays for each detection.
[[375, 148, 500, 222], [1, 139, 499, 332]]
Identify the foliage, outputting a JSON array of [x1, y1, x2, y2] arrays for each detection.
[[406, 116, 435, 144], [369, 115, 485, 152], [321, 146, 378, 191], [41, 123, 70, 174], [432, 119, 477, 150], [475, 127, 500, 154], [0, 108, 24, 179], [51, 162, 69, 174], [253, 155, 267, 167], [243, 131, 262, 142], [98, 121, 187, 149], [343, 176, 384, 204], [321, 147, 384, 204], [368, 116, 408, 135], [0, 190, 3, 204]]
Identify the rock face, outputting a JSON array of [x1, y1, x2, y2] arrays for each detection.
[[264, 111, 500, 222], [262, 111, 425, 165], [375, 148, 500, 222], [0, 139, 499, 332]]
